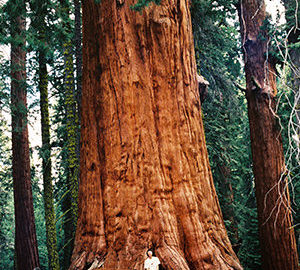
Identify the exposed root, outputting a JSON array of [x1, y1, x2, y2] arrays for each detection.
[[69, 251, 106, 270], [210, 234, 243, 270], [156, 242, 190, 270]]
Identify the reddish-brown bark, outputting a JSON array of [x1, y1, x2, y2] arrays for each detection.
[[70, 0, 242, 269], [238, 0, 299, 269], [10, 4, 40, 269]]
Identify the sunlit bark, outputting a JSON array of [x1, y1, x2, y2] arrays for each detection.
[[70, 1, 242, 269]]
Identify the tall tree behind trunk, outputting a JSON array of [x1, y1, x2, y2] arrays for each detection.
[[63, 29, 79, 270], [60, 0, 80, 267], [74, 0, 82, 178], [238, 0, 299, 269], [30, 0, 61, 268], [39, 49, 60, 270], [74, 0, 82, 123], [70, 0, 242, 269], [9, 0, 40, 268]]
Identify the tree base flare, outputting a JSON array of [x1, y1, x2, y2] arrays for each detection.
[[70, 0, 243, 269]]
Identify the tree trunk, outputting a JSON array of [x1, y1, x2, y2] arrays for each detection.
[[74, 0, 82, 174], [74, 0, 82, 123], [63, 38, 80, 267], [28, 0, 61, 268], [61, 0, 80, 266], [10, 1, 40, 268], [238, 1, 299, 269], [70, 0, 242, 269], [38, 30, 60, 270]]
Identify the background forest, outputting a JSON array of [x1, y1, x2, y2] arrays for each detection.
[[0, 0, 299, 269]]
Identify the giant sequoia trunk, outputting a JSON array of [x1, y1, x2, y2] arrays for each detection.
[[238, 1, 299, 269], [10, 1, 40, 268], [70, 0, 242, 269]]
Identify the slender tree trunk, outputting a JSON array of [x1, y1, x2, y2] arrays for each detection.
[[70, 0, 242, 269], [238, 1, 299, 269], [28, 0, 61, 268], [60, 0, 80, 266], [38, 31, 60, 270], [63, 38, 79, 268], [10, 1, 40, 268]]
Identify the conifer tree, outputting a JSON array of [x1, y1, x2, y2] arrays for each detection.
[[59, 0, 80, 266], [8, 0, 40, 268], [74, 0, 82, 122], [238, 0, 299, 269], [30, 0, 60, 268]]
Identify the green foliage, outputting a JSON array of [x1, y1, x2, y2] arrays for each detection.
[[31, 169, 49, 270], [237, 193, 261, 270], [0, 115, 14, 270], [0, 58, 10, 111], [191, 0, 241, 89], [131, 0, 161, 11], [283, 0, 300, 44], [0, 0, 25, 45]]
